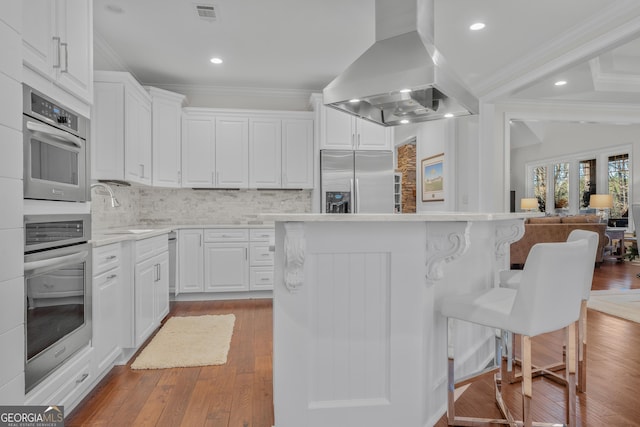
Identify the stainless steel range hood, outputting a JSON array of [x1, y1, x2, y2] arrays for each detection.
[[323, 0, 478, 126]]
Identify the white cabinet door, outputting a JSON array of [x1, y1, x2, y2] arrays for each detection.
[[54, 0, 92, 102], [319, 104, 392, 151], [181, 115, 215, 187], [92, 82, 125, 180], [93, 72, 152, 185], [134, 257, 156, 347], [149, 88, 185, 188], [124, 88, 152, 185], [22, 0, 56, 81], [204, 243, 249, 292], [154, 252, 170, 324], [282, 119, 314, 189], [215, 117, 248, 188], [249, 118, 281, 188], [177, 229, 204, 293], [22, 0, 92, 103], [356, 118, 390, 150], [92, 266, 121, 374], [321, 106, 354, 149]]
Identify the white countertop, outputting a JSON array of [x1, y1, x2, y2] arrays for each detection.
[[91, 223, 274, 247], [259, 212, 542, 222]]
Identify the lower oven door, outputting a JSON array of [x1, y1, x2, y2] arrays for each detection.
[[23, 115, 88, 202], [24, 242, 92, 393]]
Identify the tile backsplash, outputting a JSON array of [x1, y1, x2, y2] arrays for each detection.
[[91, 184, 312, 230]]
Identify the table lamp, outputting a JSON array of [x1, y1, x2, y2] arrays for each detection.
[[589, 194, 613, 222], [520, 197, 538, 212]]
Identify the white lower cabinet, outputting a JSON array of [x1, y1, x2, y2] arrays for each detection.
[[133, 235, 169, 347], [177, 227, 274, 295], [204, 243, 249, 292], [92, 243, 123, 376]]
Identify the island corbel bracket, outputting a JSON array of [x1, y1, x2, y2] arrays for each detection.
[[495, 219, 526, 269], [283, 222, 305, 293], [425, 221, 471, 283]]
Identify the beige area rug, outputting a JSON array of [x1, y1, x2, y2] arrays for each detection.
[[130, 314, 235, 370], [588, 290, 640, 323]]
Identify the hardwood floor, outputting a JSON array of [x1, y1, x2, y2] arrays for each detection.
[[66, 261, 640, 427]]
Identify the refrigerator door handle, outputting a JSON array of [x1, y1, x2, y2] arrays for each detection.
[[350, 178, 355, 213]]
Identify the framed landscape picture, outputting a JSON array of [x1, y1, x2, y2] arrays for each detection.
[[421, 153, 444, 202]]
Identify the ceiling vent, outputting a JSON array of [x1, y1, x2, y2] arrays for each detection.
[[194, 3, 218, 21]]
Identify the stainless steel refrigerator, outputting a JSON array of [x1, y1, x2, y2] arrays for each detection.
[[320, 150, 394, 213]]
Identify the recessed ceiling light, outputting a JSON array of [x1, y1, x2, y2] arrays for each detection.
[[444, 113, 454, 118], [400, 119, 410, 124], [349, 99, 360, 103], [399, 88, 412, 93], [555, 80, 567, 86], [469, 22, 485, 31], [210, 57, 223, 64]]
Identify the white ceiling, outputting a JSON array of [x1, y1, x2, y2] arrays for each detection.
[[93, 0, 640, 106]]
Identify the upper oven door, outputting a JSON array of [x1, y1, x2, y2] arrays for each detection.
[[23, 115, 88, 202]]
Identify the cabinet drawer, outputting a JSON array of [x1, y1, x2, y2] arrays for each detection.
[[250, 228, 275, 243], [250, 243, 274, 266], [25, 347, 93, 406], [204, 228, 249, 242], [93, 243, 122, 275], [250, 267, 273, 290], [135, 234, 169, 262]]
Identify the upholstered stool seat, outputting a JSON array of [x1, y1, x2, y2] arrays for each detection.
[[499, 229, 599, 392], [441, 239, 592, 426]]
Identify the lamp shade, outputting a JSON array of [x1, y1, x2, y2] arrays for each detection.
[[520, 198, 538, 211], [589, 194, 613, 209]]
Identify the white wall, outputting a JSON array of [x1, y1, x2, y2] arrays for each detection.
[[414, 116, 479, 213], [0, 1, 25, 404]]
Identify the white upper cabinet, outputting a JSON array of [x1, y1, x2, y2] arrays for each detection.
[[181, 114, 215, 188], [215, 117, 249, 188], [147, 87, 187, 188], [92, 71, 152, 185], [249, 118, 282, 188], [182, 108, 314, 190], [315, 96, 392, 151], [282, 119, 314, 189], [22, 0, 92, 103]]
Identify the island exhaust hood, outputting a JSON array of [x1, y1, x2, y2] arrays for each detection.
[[323, 0, 478, 127]]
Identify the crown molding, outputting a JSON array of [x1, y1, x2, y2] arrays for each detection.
[[479, 1, 640, 103], [148, 83, 316, 100], [590, 57, 640, 92]]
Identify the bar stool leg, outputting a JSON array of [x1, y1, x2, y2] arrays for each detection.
[[446, 318, 456, 425], [566, 323, 578, 426], [521, 335, 532, 427], [578, 301, 587, 393]]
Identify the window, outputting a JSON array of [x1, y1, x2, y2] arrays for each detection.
[[532, 166, 546, 212], [579, 159, 596, 209], [526, 147, 631, 217], [554, 163, 569, 211], [608, 154, 629, 218]]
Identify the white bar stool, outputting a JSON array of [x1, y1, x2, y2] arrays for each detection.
[[441, 239, 592, 426], [499, 229, 599, 392]]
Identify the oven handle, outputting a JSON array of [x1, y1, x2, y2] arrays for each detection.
[[26, 121, 83, 149], [24, 250, 89, 274]]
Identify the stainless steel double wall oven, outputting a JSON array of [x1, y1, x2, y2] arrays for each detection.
[[22, 84, 93, 393]]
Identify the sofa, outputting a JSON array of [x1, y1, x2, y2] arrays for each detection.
[[510, 215, 607, 266]]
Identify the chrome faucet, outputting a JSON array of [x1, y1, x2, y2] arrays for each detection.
[[90, 183, 121, 208]]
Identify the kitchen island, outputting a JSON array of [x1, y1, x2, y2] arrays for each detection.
[[260, 213, 534, 427]]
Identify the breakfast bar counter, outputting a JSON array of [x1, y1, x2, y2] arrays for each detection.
[[260, 213, 534, 427]]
